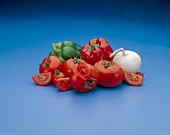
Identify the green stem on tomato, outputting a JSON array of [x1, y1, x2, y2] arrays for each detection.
[[84, 78, 96, 89], [43, 56, 50, 67], [73, 57, 81, 64], [54, 70, 60, 75], [101, 57, 112, 68]]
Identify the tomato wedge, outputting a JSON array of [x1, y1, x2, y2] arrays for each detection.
[[124, 72, 144, 86], [55, 77, 72, 92], [32, 72, 52, 86], [52, 70, 65, 85]]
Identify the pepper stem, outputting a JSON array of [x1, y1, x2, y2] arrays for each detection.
[[88, 42, 99, 52], [109, 48, 126, 58]]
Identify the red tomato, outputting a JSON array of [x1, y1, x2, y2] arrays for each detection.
[[80, 38, 114, 65], [94, 60, 125, 87], [55, 77, 72, 92], [52, 70, 65, 85], [39, 56, 63, 74], [32, 72, 51, 86], [136, 72, 144, 77], [124, 72, 144, 86], [70, 62, 99, 92], [62, 58, 85, 76], [77, 62, 90, 79]]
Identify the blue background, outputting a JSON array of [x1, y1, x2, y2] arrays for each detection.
[[1, 0, 170, 135]]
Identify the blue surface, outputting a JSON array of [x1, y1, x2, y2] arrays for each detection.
[[1, 0, 170, 135]]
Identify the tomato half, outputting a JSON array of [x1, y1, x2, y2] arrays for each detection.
[[70, 62, 99, 92], [32, 72, 52, 86], [62, 58, 85, 76], [94, 60, 125, 87], [39, 56, 63, 74], [124, 72, 144, 86], [52, 70, 65, 85], [55, 77, 72, 92]]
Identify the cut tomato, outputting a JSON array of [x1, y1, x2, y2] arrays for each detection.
[[32, 72, 51, 86], [52, 70, 65, 85], [55, 77, 72, 92], [124, 72, 144, 86]]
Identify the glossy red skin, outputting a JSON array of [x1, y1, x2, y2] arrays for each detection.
[[124, 72, 144, 86], [80, 38, 114, 65], [77, 62, 90, 79], [94, 60, 125, 87], [70, 62, 99, 92], [62, 58, 85, 77], [39, 56, 63, 74], [52, 71, 65, 85], [56, 77, 72, 91], [32, 72, 52, 86]]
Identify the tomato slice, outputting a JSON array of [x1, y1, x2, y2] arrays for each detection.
[[77, 63, 90, 79], [32, 72, 52, 86], [124, 72, 144, 86], [55, 77, 72, 92], [136, 72, 144, 77]]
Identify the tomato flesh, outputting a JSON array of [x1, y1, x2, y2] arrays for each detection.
[[32, 72, 51, 86], [56, 77, 72, 91], [124, 72, 144, 86], [52, 70, 65, 85]]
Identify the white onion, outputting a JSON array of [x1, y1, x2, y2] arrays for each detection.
[[110, 48, 141, 73]]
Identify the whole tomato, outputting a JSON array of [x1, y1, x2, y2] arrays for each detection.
[[70, 62, 99, 92], [39, 56, 63, 74], [94, 60, 125, 87], [80, 38, 114, 65], [62, 58, 85, 76]]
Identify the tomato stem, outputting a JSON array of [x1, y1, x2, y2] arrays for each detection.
[[101, 57, 112, 68], [42, 56, 50, 67], [73, 58, 81, 64], [54, 70, 60, 75], [109, 48, 126, 58], [84, 78, 96, 89]]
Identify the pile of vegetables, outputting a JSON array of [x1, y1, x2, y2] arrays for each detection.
[[32, 38, 144, 92]]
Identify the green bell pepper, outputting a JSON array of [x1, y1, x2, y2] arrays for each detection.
[[49, 40, 82, 63]]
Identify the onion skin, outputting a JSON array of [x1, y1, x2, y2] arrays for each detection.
[[110, 48, 141, 73]]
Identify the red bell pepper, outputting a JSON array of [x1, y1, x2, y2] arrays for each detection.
[[80, 38, 114, 65]]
